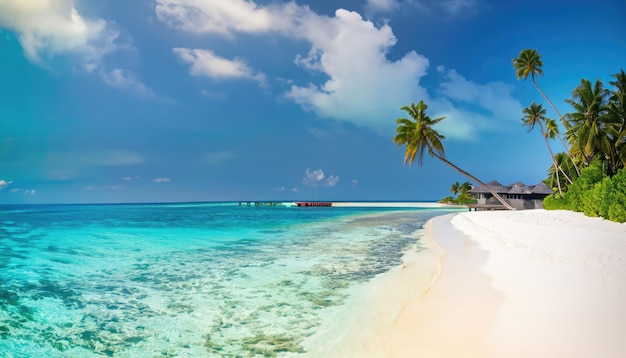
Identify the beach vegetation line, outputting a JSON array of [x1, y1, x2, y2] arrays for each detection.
[[513, 48, 625, 222]]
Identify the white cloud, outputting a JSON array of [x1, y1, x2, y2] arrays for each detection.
[[201, 89, 226, 100], [155, 0, 299, 36], [351, 179, 359, 187], [23, 189, 36, 195], [84, 186, 94, 190], [153, 177, 171, 183], [0, 0, 119, 69], [158, 2, 427, 132], [122, 176, 139, 181], [10, 188, 20, 193], [101, 69, 155, 98], [423, 67, 523, 140], [275, 186, 286, 192], [302, 168, 339, 187], [287, 9, 429, 132], [439, 68, 521, 120], [366, 0, 399, 12], [173, 48, 266, 83], [157, 1, 505, 140], [442, 0, 480, 17], [0, 179, 13, 190], [205, 151, 238, 165]]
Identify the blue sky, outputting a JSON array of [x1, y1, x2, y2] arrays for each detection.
[[1, 0, 625, 204]]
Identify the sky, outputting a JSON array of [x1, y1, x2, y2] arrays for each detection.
[[1, 0, 625, 204]]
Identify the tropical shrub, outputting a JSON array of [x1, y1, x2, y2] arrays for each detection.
[[607, 169, 626, 222], [565, 162, 606, 212], [543, 195, 570, 210], [544, 167, 626, 223]]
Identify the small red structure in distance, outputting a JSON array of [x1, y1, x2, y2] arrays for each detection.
[[295, 202, 332, 207]]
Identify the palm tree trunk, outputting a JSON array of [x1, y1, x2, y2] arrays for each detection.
[[554, 168, 563, 198], [539, 123, 573, 186], [532, 76, 581, 176], [554, 162, 563, 197], [556, 133, 581, 176], [431, 153, 515, 210]]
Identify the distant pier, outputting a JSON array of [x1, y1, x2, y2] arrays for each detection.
[[238, 201, 284, 207], [295, 202, 332, 207], [237, 201, 333, 207]]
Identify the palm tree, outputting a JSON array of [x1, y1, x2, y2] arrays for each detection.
[[513, 49, 580, 175], [450, 182, 460, 196], [607, 70, 626, 172], [521, 103, 572, 196], [393, 100, 514, 210], [565, 79, 611, 167], [457, 182, 474, 204]]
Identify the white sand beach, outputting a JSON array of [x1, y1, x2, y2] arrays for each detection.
[[302, 209, 626, 357], [447, 209, 626, 357]]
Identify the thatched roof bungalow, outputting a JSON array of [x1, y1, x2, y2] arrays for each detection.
[[469, 180, 554, 210]]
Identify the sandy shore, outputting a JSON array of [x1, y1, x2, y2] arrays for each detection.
[[448, 209, 626, 357], [301, 209, 626, 357]]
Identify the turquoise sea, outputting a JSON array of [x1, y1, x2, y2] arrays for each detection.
[[0, 202, 458, 357]]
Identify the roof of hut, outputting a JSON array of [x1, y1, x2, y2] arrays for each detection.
[[469, 181, 554, 195]]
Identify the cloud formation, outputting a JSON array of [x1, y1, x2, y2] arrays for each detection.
[[0, 179, 13, 190], [366, 0, 399, 13], [155, 0, 302, 36], [0, 0, 119, 69], [158, 2, 427, 132], [173, 48, 266, 83], [302, 168, 339, 187], [153, 177, 171, 183], [101, 69, 155, 98], [157, 0, 509, 140], [287, 9, 428, 131]]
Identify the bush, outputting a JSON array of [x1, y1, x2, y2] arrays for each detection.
[[608, 204, 626, 223], [565, 162, 606, 212], [582, 185, 602, 217], [606, 169, 626, 222], [543, 195, 570, 210]]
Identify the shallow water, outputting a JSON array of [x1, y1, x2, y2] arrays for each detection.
[[0, 203, 457, 357]]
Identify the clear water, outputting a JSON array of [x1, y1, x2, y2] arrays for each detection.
[[0, 202, 457, 357]]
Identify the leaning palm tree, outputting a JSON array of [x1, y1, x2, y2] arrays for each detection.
[[521, 103, 572, 196], [513, 49, 580, 175], [393, 100, 514, 210]]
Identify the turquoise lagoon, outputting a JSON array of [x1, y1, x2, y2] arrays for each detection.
[[0, 202, 459, 357]]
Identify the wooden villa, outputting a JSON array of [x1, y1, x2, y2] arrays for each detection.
[[468, 180, 554, 210]]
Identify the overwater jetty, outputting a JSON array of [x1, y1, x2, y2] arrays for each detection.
[[238, 201, 284, 207], [237, 201, 333, 207], [295, 202, 332, 207]]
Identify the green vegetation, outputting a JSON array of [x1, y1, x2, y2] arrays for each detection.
[[393, 101, 513, 210], [513, 49, 626, 222], [439, 181, 476, 205], [543, 165, 626, 222]]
